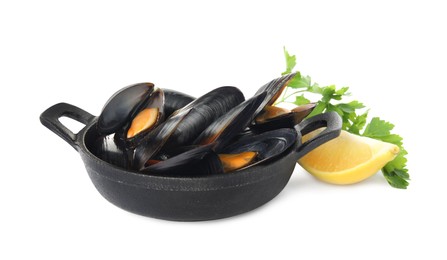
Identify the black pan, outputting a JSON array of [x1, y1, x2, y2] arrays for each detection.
[[40, 102, 341, 221]]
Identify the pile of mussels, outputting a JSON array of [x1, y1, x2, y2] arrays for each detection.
[[93, 73, 316, 176]]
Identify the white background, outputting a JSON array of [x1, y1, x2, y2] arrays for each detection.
[[1, 0, 446, 259]]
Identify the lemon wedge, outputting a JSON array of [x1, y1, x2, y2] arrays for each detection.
[[298, 129, 400, 184]]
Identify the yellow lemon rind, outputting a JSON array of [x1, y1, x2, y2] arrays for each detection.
[[299, 143, 399, 185]]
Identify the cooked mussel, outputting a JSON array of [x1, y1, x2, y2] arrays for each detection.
[[252, 103, 316, 131], [115, 88, 165, 148], [96, 83, 166, 149], [125, 89, 164, 139], [220, 128, 298, 171], [218, 152, 258, 173], [254, 73, 296, 113], [97, 83, 155, 135], [193, 92, 266, 151], [163, 86, 245, 149], [251, 73, 316, 131]]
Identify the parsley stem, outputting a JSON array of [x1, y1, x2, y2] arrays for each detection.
[[276, 89, 307, 104], [280, 86, 289, 104]]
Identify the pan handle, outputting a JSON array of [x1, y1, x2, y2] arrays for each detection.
[[295, 111, 342, 159], [40, 103, 95, 151]]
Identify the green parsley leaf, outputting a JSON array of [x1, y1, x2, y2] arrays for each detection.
[[282, 47, 297, 75], [347, 111, 368, 135], [337, 103, 356, 114], [383, 169, 410, 189], [288, 73, 312, 89], [279, 47, 410, 189], [336, 86, 350, 95], [363, 118, 409, 188], [346, 100, 365, 109], [307, 101, 327, 117], [383, 148, 408, 174], [326, 103, 344, 116], [363, 117, 395, 138], [308, 83, 323, 94], [295, 95, 310, 105]]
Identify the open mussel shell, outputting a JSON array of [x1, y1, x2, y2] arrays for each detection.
[[163, 89, 195, 117], [141, 144, 224, 177], [115, 88, 165, 149], [97, 82, 155, 135], [193, 92, 267, 151], [220, 128, 298, 171], [251, 103, 316, 132], [163, 86, 245, 148], [253, 73, 296, 114]]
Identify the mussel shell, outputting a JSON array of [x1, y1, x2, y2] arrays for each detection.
[[193, 92, 267, 152], [251, 103, 316, 132], [97, 83, 155, 135], [91, 135, 131, 169], [133, 107, 193, 171], [253, 73, 296, 113], [231, 128, 258, 140], [115, 88, 165, 149], [163, 89, 195, 118], [221, 128, 298, 171], [251, 112, 297, 132], [163, 86, 245, 148], [155, 145, 201, 161], [141, 145, 224, 177]]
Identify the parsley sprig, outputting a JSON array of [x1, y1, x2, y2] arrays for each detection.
[[278, 48, 410, 189]]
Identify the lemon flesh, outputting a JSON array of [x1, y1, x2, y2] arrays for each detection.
[[298, 129, 400, 184]]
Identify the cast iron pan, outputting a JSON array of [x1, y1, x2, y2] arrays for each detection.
[[40, 103, 341, 221]]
